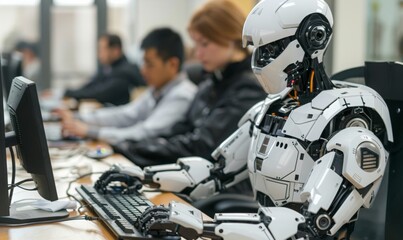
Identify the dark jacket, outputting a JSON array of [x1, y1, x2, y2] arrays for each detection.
[[114, 56, 267, 167], [64, 55, 145, 106]]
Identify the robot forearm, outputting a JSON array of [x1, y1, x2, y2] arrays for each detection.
[[145, 118, 255, 199], [300, 127, 388, 236], [138, 202, 307, 240], [98, 158, 213, 194], [212, 207, 306, 240], [208, 118, 254, 188], [103, 153, 241, 199], [103, 109, 256, 198], [143, 157, 214, 193]]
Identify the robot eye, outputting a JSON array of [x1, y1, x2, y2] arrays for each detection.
[[266, 44, 279, 56], [254, 36, 295, 68], [256, 43, 278, 67]]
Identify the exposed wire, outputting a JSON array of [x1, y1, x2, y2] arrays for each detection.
[[65, 171, 104, 212], [0, 214, 102, 227], [309, 70, 315, 93], [8, 178, 36, 191], [9, 147, 16, 204]]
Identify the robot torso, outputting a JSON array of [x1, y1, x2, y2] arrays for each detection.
[[247, 84, 393, 209]]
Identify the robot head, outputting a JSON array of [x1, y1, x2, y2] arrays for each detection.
[[242, 0, 333, 94]]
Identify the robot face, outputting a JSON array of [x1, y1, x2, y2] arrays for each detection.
[[251, 38, 305, 94], [242, 0, 333, 94]]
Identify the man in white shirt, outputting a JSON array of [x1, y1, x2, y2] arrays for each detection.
[[57, 28, 197, 144]]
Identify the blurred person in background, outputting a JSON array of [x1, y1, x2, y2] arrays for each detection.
[[57, 28, 197, 144], [114, 0, 267, 167], [15, 41, 42, 90], [64, 33, 145, 106]]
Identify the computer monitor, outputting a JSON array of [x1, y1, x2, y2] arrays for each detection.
[[0, 53, 11, 100], [0, 53, 22, 100], [0, 53, 9, 216], [364, 61, 403, 101], [0, 76, 68, 225]]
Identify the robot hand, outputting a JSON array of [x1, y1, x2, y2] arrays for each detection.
[[136, 202, 204, 240], [94, 164, 145, 194]]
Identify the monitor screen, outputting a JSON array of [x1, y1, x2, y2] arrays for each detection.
[[0, 76, 68, 224], [7, 77, 58, 201]]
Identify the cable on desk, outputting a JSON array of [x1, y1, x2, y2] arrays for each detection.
[[0, 214, 104, 227], [9, 147, 16, 204], [8, 178, 36, 191], [77, 202, 90, 214], [49, 143, 87, 160], [7, 147, 37, 195], [65, 171, 104, 212]]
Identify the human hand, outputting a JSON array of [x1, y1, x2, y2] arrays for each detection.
[[53, 108, 74, 122], [61, 119, 89, 138], [40, 89, 54, 98]]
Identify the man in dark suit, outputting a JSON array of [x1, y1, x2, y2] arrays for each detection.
[[64, 33, 145, 106]]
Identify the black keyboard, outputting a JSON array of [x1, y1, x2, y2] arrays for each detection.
[[76, 185, 154, 239]]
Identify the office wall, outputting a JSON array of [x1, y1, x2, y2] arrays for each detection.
[[8, 0, 403, 88], [128, 0, 255, 47], [0, 6, 38, 52], [331, 0, 402, 74], [126, 0, 192, 64], [109, 0, 255, 64], [332, 0, 367, 74], [366, 0, 401, 60], [51, 6, 96, 82]]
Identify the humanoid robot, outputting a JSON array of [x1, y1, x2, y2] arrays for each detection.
[[95, 0, 393, 239]]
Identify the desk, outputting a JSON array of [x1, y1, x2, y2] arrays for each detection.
[[0, 148, 201, 240]]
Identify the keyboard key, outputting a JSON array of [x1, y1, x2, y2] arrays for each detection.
[[115, 220, 134, 234]]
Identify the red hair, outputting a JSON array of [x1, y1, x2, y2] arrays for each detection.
[[188, 0, 247, 53]]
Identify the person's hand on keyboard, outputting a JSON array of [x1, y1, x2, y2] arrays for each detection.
[[94, 165, 144, 194]]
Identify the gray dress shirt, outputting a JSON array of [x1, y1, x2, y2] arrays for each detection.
[[80, 72, 197, 144]]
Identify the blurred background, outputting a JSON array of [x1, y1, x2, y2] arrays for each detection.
[[0, 1, 400, 239], [0, 0, 402, 91]]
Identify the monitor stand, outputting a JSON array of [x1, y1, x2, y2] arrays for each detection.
[[0, 202, 69, 226]]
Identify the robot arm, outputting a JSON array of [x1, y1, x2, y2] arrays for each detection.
[[95, 102, 262, 199], [188, 101, 263, 199], [300, 127, 388, 237], [96, 120, 252, 199], [95, 158, 214, 194], [137, 126, 386, 240], [142, 157, 214, 192], [137, 201, 307, 240], [188, 119, 254, 199]]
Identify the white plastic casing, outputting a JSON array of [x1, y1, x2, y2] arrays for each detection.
[[282, 87, 393, 143], [301, 152, 343, 214], [151, 157, 213, 192], [242, 0, 333, 94], [169, 201, 203, 234], [326, 127, 387, 189]]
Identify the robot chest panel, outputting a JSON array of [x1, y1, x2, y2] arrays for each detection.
[[251, 130, 314, 183]]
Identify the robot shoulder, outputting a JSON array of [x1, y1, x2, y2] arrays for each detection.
[[282, 87, 393, 142]]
